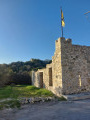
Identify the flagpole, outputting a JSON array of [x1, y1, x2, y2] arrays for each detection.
[[60, 7, 63, 37], [61, 22, 63, 37]]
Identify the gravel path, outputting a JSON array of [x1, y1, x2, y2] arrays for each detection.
[[0, 99, 90, 120]]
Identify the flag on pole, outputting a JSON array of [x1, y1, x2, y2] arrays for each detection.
[[61, 9, 65, 27]]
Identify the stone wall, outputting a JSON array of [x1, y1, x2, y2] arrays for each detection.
[[61, 39, 90, 94], [32, 37, 90, 95], [32, 63, 54, 92], [51, 38, 63, 95]]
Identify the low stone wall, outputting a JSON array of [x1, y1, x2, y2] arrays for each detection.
[[19, 96, 58, 104]]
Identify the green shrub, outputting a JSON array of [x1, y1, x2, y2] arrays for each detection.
[[58, 96, 67, 101], [0, 100, 21, 110]]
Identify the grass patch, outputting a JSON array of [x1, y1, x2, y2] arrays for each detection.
[[0, 85, 66, 109], [0, 100, 21, 110], [58, 96, 67, 101], [0, 85, 55, 109], [0, 85, 54, 100]]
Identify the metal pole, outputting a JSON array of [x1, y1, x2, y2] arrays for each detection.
[[62, 24, 63, 37], [61, 7, 63, 37]]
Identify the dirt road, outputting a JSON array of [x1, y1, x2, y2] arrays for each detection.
[[0, 99, 90, 120]]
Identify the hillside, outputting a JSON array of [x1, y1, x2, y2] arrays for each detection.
[[0, 59, 52, 87], [8, 59, 52, 72]]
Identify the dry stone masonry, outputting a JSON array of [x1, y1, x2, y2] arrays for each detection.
[[32, 37, 90, 96]]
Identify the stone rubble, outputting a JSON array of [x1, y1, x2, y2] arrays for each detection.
[[19, 96, 58, 104]]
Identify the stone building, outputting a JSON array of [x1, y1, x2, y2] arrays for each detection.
[[32, 37, 90, 96]]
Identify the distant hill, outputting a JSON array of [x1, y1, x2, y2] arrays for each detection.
[[0, 59, 52, 87], [8, 58, 52, 73]]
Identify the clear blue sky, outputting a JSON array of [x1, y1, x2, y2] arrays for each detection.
[[0, 0, 90, 64]]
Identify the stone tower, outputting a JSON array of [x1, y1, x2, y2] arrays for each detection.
[[32, 37, 90, 96]]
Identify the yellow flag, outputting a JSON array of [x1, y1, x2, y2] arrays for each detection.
[[61, 9, 65, 27]]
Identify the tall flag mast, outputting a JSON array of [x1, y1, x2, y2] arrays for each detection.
[[61, 8, 65, 37]]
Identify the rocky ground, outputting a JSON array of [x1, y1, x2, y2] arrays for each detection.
[[0, 99, 90, 120]]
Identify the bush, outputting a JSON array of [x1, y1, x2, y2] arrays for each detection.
[[7, 73, 32, 85], [0, 100, 21, 110]]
